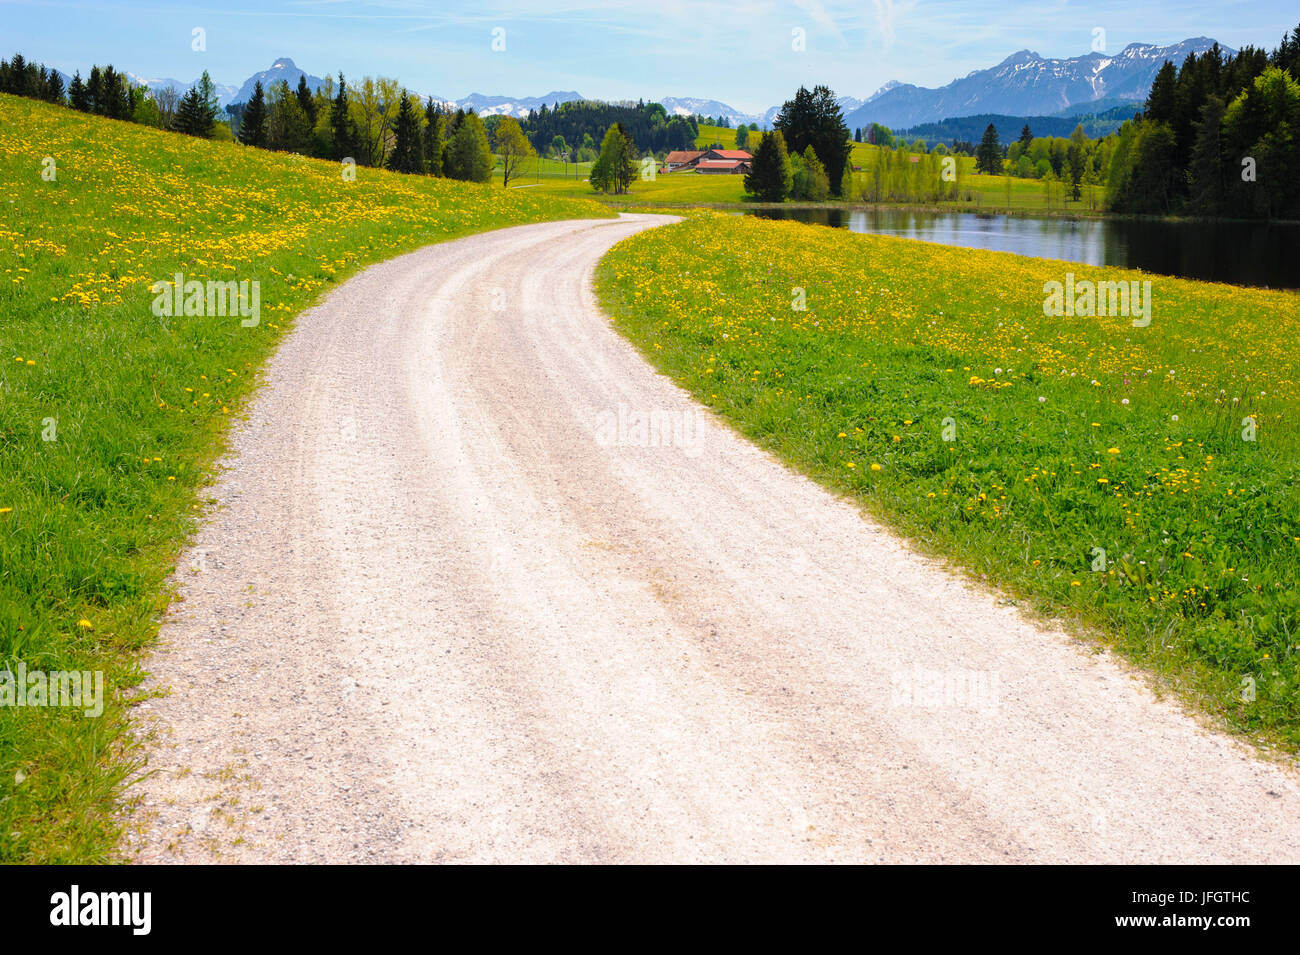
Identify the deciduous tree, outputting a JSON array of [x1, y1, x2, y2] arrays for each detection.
[[494, 116, 536, 187]]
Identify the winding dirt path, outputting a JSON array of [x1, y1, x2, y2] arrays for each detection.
[[129, 214, 1300, 863]]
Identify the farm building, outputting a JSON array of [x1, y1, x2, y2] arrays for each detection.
[[703, 148, 752, 162], [662, 147, 754, 174], [664, 150, 706, 171], [694, 158, 751, 174]]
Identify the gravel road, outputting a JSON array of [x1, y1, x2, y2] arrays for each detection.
[[129, 214, 1300, 863]]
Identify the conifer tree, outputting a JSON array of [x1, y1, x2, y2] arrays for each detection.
[[743, 129, 793, 201], [239, 80, 268, 147], [87, 66, 103, 115], [330, 73, 357, 160], [975, 123, 1003, 174], [68, 71, 88, 111], [296, 74, 317, 126], [423, 99, 445, 176], [443, 111, 493, 182], [386, 91, 424, 174], [175, 73, 218, 137], [45, 69, 64, 104]]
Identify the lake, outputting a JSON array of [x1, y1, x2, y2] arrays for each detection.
[[747, 208, 1300, 290]]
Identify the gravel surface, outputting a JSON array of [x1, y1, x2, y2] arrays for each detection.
[[127, 214, 1300, 863]]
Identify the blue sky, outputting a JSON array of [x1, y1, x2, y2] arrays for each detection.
[[2, 0, 1296, 111]]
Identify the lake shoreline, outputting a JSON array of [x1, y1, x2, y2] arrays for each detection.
[[589, 196, 1300, 227]]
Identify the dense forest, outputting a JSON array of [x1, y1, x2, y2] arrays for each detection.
[[888, 103, 1139, 150], [519, 99, 697, 159], [1107, 28, 1300, 216]]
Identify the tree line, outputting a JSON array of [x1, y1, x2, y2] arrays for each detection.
[[520, 99, 697, 160], [1108, 27, 1300, 217], [230, 74, 513, 181], [955, 24, 1300, 218], [0, 51, 542, 184], [744, 85, 851, 202]]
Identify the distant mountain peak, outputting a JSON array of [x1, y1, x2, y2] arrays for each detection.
[[845, 36, 1230, 132], [230, 58, 325, 105], [1000, 49, 1041, 65], [865, 79, 903, 103]]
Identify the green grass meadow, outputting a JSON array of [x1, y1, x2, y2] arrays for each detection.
[[0, 93, 611, 862]]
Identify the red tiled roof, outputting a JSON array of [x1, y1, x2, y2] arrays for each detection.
[[664, 150, 705, 164], [695, 159, 747, 170], [707, 149, 752, 160]]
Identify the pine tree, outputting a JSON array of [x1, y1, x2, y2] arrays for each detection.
[[975, 123, 1003, 174], [87, 66, 103, 115], [68, 71, 88, 111], [774, 85, 851, 195], [174, 73, 218, 138], [1187, 95, 1227, 215], [443, 111, 493, 182], [386, 91, 424, 174], [45, 69, 64, 104], [1018, 123, 1033, 149], [330, 73, 356, 160], [265, 80, 311, 152], [239, 81, 268, 147], [743, 129, 793, 201], [8, 54, 29, 96], [100, 66, 128, 118], [1066, 124, 1087, 201], [1145, 61, 1178, 124], [174, 86, 205, 134], [295, 74, 317, 126], [423, 99, 445, 176]]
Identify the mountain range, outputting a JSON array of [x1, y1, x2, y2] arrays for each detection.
[[108, 37, 1220, 130], [843, 38, 1228, 131], [124, 70, 240, 106]]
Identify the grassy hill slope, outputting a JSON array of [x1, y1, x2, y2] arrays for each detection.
[[0, 93, 611, 862]]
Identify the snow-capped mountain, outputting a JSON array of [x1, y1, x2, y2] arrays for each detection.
[[125, 71, 239, 106], [230, 58, 324, 105], [660, 96, 767, 127], [863, 80, 902, 103], [844, 37, 1229, 131], [453, 91, 583, 118]]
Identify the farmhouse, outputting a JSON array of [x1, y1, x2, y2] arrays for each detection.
[[695, 158, 750, 174], [664, 149, 706, 171], [703, 148, 752, 162], [692, 148, 753, 174], [662, 147, 754, 174]]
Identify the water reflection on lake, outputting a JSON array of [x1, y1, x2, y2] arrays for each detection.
[[747, 208, 1300, 290]]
